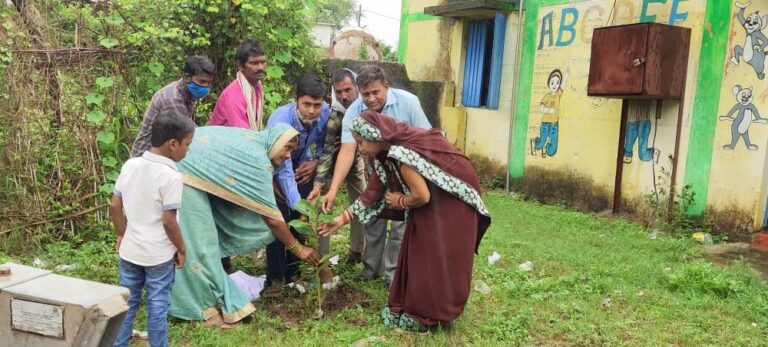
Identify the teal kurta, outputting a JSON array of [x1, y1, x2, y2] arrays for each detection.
[[169, 125, 297, 323]]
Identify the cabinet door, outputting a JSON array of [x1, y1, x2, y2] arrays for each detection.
[[588, 24, 648, 95]]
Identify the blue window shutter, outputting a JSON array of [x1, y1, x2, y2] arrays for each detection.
[[462, 20, 488, 107], [486, 12, 506, 109]]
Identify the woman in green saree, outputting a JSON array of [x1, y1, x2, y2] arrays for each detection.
[[169, 124, 320, 326]]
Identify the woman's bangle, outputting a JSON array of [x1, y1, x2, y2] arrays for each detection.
[[338, 209, 353, 226], [287, 239, 301, 253], [289, 243, 304, 256], [398, 195, 409, 209]]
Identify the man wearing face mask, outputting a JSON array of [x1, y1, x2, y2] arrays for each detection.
[[130, 56, 216, 158], [306, 68, 367, 264], [264, 75, 330, 286], [209, 40, 267, 130]]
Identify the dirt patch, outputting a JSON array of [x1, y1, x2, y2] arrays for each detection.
[[468, 153, 507, 191], [255, 282, 371, 325], [704, 243, 768, 279], [703, 205, 755, 242], [511, 166, 611, 213]]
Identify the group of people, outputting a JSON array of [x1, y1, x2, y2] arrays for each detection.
[[110, 39, 491, 346]]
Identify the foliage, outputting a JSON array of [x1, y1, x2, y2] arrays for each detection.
[[379, 42, 398, 62], [313, 0, 357, 30], [287, 197, 338, 318], [0, 0, 323, 246], [357, 41, 370, 60], [643, 157, 699, 235]]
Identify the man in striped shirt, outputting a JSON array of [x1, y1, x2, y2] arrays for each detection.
[[130, 56, 216, 158]]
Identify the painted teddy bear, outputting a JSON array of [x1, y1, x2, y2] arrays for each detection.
[[719, 85, 767, 150]]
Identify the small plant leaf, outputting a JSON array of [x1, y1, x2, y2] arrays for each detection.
[[95, 76, 114, 88], [106, 170, 119, 181], [96, 131, 115, 144], [294, 199, 314, 219], [86, 109, 106, 123], [314, 196, 323, 211], [86, 92, 105, 106], [266, 66, 284, 79], [101, 156, 118, 167], [105, 15, 125, 25], [318, 252, 339, 266], [99, 183, 115, 195], [99, 38, 119, 48], [288, 219, 313, 235], [318, 214, 335, 223], [147, 62, 165, 76]]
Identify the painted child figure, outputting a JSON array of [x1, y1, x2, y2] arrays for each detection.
[[531, 69, 568, 158], [111, 111, 195, 347]]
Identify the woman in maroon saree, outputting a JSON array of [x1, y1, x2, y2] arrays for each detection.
[[319, 111, 491, 331]]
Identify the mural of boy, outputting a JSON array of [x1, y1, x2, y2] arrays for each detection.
[[531, 68, 568, 158], [623, 100, 660, 164]]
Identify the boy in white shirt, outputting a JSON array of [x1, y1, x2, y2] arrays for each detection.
[[111, 111, 194, 347]]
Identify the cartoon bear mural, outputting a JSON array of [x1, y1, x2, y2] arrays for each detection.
[[729, 1, 768, 80], [719, 85, 767, 150]]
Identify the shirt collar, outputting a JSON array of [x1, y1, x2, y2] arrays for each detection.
[[142, 151, 178, 170]]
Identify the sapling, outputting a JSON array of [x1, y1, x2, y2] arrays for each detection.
[[287, 197, 339, 318]]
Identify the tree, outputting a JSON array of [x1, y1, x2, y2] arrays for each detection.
[[379, 42, 398, 62], [314, 0, 357, 30]]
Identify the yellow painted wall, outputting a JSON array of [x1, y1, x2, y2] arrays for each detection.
[[525, 1, 705, 204], [708, 1, 768, 222]]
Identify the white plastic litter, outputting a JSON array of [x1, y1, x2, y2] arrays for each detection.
[[288, 282, 306, 294], [322, 276, 341, 290], [55, 264, 76, 271], [473, 280, 491, 295], [329, 255, 340, 265], [518, 261, 534, 272], [228, 271, 266, 301], [487, 251, 501, 265], [32, 257, 45, 267]]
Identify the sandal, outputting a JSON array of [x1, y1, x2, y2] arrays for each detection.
[[379, 306, 401, 328]]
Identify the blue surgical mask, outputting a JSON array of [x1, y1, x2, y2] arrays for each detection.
[[186, 81, 210, 99]]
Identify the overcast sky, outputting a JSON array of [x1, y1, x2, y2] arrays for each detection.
[[347, 0, 402, 47]]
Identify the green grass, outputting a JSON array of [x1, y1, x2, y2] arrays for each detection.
[[2, 192, 768, 346]]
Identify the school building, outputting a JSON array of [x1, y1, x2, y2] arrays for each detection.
[[399, 0, 768, 239]]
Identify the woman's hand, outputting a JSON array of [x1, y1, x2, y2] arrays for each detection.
[[318, 218, 342, 237], [297, 246, 320, 266], [384, 191, 406, 210]]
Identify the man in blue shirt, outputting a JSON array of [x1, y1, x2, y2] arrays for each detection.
[[265, 75, 330, 286], [321, 65, 431, 285]]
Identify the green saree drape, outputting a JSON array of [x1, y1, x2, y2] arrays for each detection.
[[169, 125, 297, 323]]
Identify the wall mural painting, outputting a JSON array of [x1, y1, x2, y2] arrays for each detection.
[[719, 85, 767, 150], [622, 100, 661, 163], [722, 1, 768, 152], [530, 68, 569, 158], [729, 1, 768, 80]]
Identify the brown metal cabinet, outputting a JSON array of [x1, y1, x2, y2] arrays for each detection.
[[587, 22, 691, 99]]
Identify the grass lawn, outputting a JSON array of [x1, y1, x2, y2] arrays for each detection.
[[2, 192, 767, 346]]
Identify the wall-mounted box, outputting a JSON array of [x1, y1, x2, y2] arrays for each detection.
[[587, 22, 691, 99]]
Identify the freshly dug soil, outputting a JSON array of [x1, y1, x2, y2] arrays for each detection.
[[255, 282, 372, 324]]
